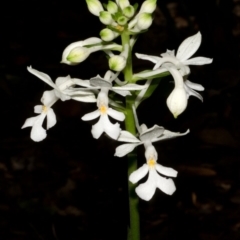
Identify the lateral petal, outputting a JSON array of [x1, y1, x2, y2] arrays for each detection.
[[155, 174, 176, 195], [135, 53, 160, 64], [46, 108, 57, 129], [91, 118, 104, 139], [22, 116, 39, 128], [185, 80, 204, 91], [155, 164, 178, 177], [81, 110, 100, 121], [107, 108, 125, 121], [129, 164, 149, 184], [135, 170, 156, 201], [182, 56, 213, 65], [102, 115, 121, 139], [30, 113, 47, 142]]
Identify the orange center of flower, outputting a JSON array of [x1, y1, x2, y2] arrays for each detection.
[[42, 105, 48, 113], [99, 105, 107, 114], [147, 159, 156, 168]]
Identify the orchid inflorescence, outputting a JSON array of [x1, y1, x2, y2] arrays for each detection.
[[22, 0, 212, 202]]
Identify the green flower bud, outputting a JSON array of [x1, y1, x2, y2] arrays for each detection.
[[109, 55, 126, 71], [100, 29, 119, 42], [86, 0, 104, 16], [107, 1, 118, 14], [99, 11, 113, 25], [117, 0, 130, 10], [139, 0, 157, 14], [117, 16, 128, 25], [137, 13, 153, 30], [123, 5, 135, 18]]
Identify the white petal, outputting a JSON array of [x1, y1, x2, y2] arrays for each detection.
[[155, 174, 176, 195], [129, 164, 148, 184], [155, 164, 178, 177], [91, 118, 104, 139], [107, 108, 125, 121], [30, 114, 47, 142], [41, 90, 58, 106], [90, 76, 112, 88], [185, 80, 204, 91], [81, 109, 100, 121], [55, 76, 74, 91], [71, 95, 97, 103], [114, 143, 140, 157], [34, 105, 43, 114], [112, 89, 131, 96], [113, 83, 147, 91], [102, 115, 121, 140], [140, 125, 164, 142], [72, 79, 92, 88], [27, 66, 56, 89], [152, 129, 190, 143], [118, 130, 141, 143], [135, 53, 160, 64], [182, 57, 213, 65], [46, 108, 57, 129], [54, 90, 71, 101], [176, 32, 202, 62], [21, 116, 39, 128], [184, 85, 203, 101], [135, 170, 156, 201]]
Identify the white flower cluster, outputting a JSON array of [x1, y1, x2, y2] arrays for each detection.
[[22, 0, 212, 201]]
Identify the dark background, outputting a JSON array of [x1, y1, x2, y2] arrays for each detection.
[[1, 0, 240, 239]]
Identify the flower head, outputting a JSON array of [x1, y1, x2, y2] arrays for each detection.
[[129, 144, 178, 201], [136, 32, 212, 117], [82, 90, 125, 139], [22, 90, 58, 142], [115, 124, 189, 157], [27, 66, 96, 102]]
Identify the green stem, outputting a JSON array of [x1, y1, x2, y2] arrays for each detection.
[[121, 32, 140, 240]]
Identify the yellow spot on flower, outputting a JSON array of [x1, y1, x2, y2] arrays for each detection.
[[99, 105, 107, 114], [147, 159, 156, 168], [115, 25, 124, 32], [42, 105, 48, 113]]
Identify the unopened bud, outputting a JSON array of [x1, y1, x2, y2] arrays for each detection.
[[139, 0, 157, 14], [109, 55, 126, 71], [117, 16, 128, 25], [117, 0, 130, 10], [123, 5, 135, 18], [61, 38, 102, 65], [86, 0, 104, 16], [99, 11, 114, 25], [100, 29, 119, 41], [137, 12, 153, 30], [107, 1, 118, 14]]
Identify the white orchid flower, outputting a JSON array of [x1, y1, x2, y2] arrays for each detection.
[[82, 89, 125, 140], [22, 90, 58, 142], [136, 32, 212, 117], [72, 70, 147, 97], [129, 143, 178, 201], [115, 124, 189, 157], [27, 66, 96, 103]]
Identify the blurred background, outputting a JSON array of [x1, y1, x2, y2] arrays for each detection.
[[1, 0, 240, 239]]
